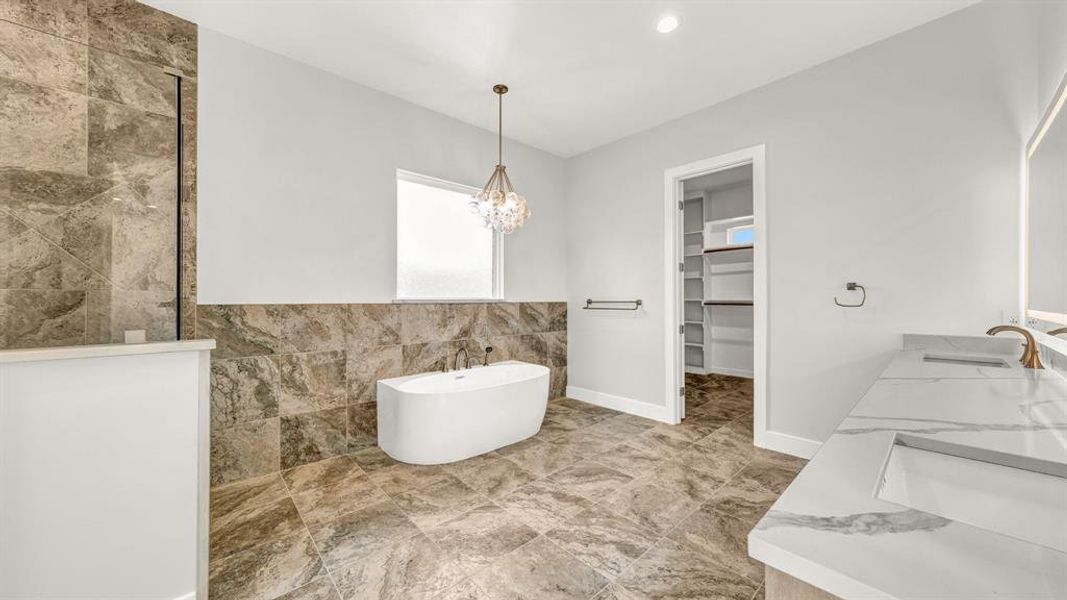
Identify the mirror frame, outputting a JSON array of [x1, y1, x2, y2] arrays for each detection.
[[1025, 72, 1067, 326]]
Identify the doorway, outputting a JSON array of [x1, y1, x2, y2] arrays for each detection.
[[663, 146, 767, 447]]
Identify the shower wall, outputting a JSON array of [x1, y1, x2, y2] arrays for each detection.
[[0, 0, 197, 349]]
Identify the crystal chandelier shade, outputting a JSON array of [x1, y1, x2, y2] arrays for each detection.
[[470, 84, 530, 234]]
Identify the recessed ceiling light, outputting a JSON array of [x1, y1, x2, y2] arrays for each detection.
[[657, 14, 680, 34]]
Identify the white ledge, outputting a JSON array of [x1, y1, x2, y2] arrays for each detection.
[[0, 340, 216, 364]]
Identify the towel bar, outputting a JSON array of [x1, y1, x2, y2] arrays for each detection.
[[583, 299, 643, 311]]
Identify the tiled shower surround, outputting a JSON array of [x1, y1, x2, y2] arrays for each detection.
[[198, 302, 568, 487], [0, 0, 198, 348]]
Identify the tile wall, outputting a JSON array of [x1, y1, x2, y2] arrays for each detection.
[[0, 0, 198, 348], [198, 302, 568, 487]]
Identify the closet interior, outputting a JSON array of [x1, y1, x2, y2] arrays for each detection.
[[682, 164, 755, 378]]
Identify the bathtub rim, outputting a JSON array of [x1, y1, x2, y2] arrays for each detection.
[[378, 360, 549, 396]]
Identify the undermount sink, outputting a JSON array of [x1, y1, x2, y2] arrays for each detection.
[[922, 353, 1011, 368], [876, 434, 1067, 553]]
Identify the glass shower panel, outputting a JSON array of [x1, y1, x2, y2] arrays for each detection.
[[0, 65, 183, 349]]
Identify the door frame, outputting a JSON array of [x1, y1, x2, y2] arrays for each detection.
[[662, 145, 767, 443]]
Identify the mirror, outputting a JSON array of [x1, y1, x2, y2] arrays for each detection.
[[1027, 80, 1067, 327]]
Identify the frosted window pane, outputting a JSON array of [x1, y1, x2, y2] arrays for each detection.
[[728, 225, 754, 245], [397, 177, 495, 299]]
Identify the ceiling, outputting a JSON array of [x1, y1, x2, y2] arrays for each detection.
[[147, 0, 977, 157]]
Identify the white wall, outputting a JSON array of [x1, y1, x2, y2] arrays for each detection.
[[197, 29, 568, 304], [565, 1, 1039, 451], [1037, 0, 1067, 114]]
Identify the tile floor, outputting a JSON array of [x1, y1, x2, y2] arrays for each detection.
[[208, 374, 805, 600]]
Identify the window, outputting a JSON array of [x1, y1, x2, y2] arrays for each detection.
[[727, 224, 755, 245], [396, 170, 501, 300]]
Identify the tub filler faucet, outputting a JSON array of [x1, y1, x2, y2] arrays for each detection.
[[454, 347, 471, 371]]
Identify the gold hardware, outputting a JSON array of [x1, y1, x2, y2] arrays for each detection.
[[1048, 327, 1067, 337], [986, 325, 1044, 369]]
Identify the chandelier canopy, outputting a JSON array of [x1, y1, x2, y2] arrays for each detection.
[[471, 84, 529, 234]]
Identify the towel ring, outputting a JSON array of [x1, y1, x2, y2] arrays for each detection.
[[834, 282, 866, 308]]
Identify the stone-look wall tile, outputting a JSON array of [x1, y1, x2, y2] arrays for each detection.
[[210, 418, 280, 487], [488, 303, 523, 336], [85, 289, 177, 343], [545, 331, 567, 367], [519, 302, 549, 333], [35, 189, 113, 278], [0, 229, 99, 289], [35, 184, 177, 293], [0, 0, 88, 43], [547, 302, 567, 332], [280, 407, 347, 470], [0, 211, 27, 243], [0, 19, 87, 93], [550, 367, 567, 400], [277, 351, 346, 415], [179, 205, 196, 340], [402, 339, 473, 374], [0, 168, 114, 229], [88, 48, 176, 117], [347, 402, 377, 452], [490, 334, 548, 366], [400, 303, 487, 345], [196, 304, 347, 360], [0, 289, 86, 349], [345, 303, 400, 350], [0, 0, 195, 349], [87, 0, 197, 75], [106, 185, 176, 291], [180, 76, 196, 124], [87, 97, 176, 184], [181, 119, 195, 198], [211, 356, 280, 428], [347, 344, 402, 404], [0, 77, 87, 174]]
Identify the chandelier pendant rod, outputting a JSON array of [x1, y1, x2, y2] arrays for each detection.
[[498, 90, 503, 166]]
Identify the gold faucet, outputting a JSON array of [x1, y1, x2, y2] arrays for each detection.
[[986, 325, 1044, 369]]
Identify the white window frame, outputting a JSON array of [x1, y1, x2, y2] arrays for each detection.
[[394, 169, 503, 302]]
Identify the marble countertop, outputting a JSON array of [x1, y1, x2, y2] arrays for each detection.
[[748, 334, 1067, 599]]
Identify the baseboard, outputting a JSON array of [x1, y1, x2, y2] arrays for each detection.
[[566, 385, 672, 423], [707, 366, 754, 379], [755, 428, 821, 460]]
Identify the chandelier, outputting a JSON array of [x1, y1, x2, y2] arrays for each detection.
[[471, 84, 530, 234]]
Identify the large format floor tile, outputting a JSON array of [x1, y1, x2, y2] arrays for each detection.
[[470, 536, 610, 600], [206, 374, 802, 599]]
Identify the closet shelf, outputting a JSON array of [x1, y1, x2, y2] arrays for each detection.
[[703, 300, 754, 306], [705, 214, 754, 227], [703, 244, 754, 254], [684, 320, 703, 325]]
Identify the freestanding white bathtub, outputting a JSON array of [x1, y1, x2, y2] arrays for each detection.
[[377, 360, 550, 464]]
